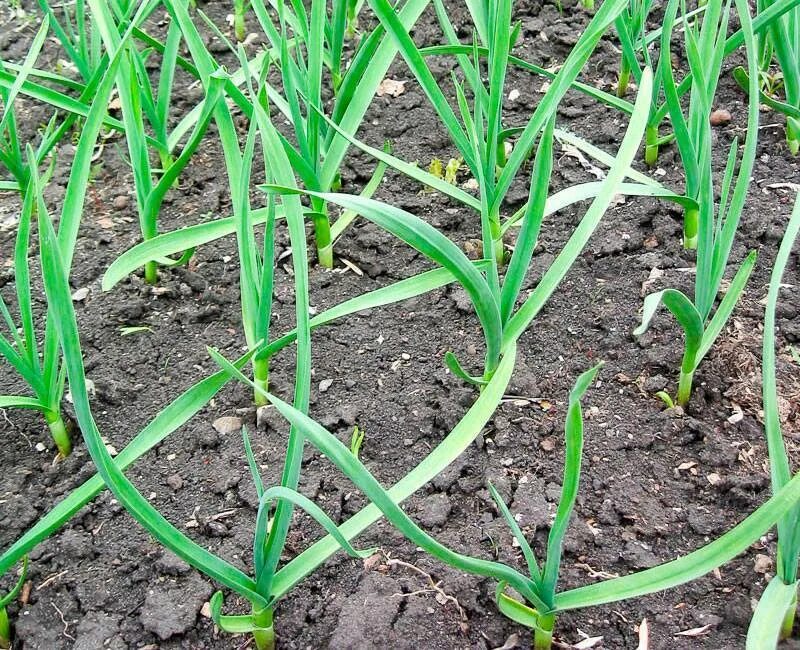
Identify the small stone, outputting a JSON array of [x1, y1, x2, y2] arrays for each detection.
[[59, 528, 95, 559], [416, 493, 451, 528], [710, 109, 732, 126], [205, 520, 229, 537], [155, 551, 191, 576], [319, 404, 357, 429], [198, 427, 219, 448], [139, 574, 212, 640], [113, 195, 129, 210], [319, 378, 334, 393], [754, 554, 773, 574], [166, 474, 184, 490], [73, 612, 123, 650], [212, 416, 242, 435], [540, 437, 555, 451], [71, 287, 89, 302], [644, 374, 668, 392], [622, 540, 659, 568], [510, 476, 549, 528], [113, 299, 145, 323]]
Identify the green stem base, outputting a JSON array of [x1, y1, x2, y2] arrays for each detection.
[[234, 13, 245, 42], [644, 125, 659, 167], [253, 358, 269, 407], [617, 66, 630, 98], [317, 245, 334, 270], [683, 206, 699, 250], [144, 260, 158, 285], [312, 210, 334, 269], [677, 369, 694, 407], [45, 411, 71, 458], [493, 237, 505, 266], [534, 613, 555, 650], [787, 117, 800, 156], [252, 607, 275, 650], [781, 592, 797, 640], [0, 607, 10, 650]]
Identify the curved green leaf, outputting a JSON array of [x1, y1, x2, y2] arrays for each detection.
[[697, 250, 757, 364], [633, 289, 703, 374], [210, 349, 543, 610], [261, 186, 503, 371], [541, 364, 602, 600], [733, 67, 800, 120], [554, 468, 800, 612], [495, 582, 542, 628], [38, 204, 267, 608], [258, 263, 488, 361], [250, 482, 375, 578], [488, 487, 540, 584], [503, 67, 654, 345], [271, 344, 519, 600], [209, 592, 270, 635], [763, 194, 800, 582], [102, 211, 272, 290], [0, 396, 47, 411], [746, 577, 798, 650], [0, 557, 27, 609], [444, 351, 487, 386]]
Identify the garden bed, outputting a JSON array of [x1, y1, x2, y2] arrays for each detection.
[[1, 0, 800, 648]]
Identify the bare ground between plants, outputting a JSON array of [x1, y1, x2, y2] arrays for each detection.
[[1, 0, 800, 648]]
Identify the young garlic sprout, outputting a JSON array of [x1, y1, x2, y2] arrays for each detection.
[[746, 193, 800, 647], [635, 0, 760, 406]]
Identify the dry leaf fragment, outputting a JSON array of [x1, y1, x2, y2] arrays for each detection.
[[641, 267, 664, 296], [341, 258, 364, 276], [727, 404, 744, 424], [674, 624, 713, 637], [573, 635, 603, 649], [767, 182, 800, 192], [71, 287, 89, 302], [560, 143, 605, 180], [635, 618, 649, 650], [212, 416, 242, 434], [492, 633, 520, 650], [377, 78, 406, 97]]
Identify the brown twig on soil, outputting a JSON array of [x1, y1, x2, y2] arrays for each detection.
[[51, 602, 74, 641], [386, 557, 467, 621], [36, 570, 68, 590], [574, 562, 619, 580]]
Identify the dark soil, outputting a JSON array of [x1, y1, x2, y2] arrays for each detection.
[[1, 0, 800, 649]]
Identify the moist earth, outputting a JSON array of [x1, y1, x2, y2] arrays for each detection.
[[1, 0, 800, 648]]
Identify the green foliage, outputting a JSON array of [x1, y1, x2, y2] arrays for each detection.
[[635, 0, 760, 406], [4, 0, 800, 648]]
